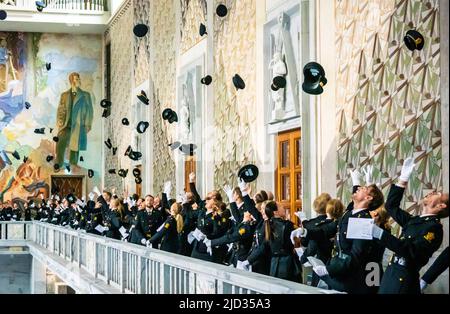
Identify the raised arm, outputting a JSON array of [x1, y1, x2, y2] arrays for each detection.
[[188, 173, 202, 203], [422, 247, 449, 285]]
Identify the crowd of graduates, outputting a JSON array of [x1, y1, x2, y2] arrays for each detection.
[[1, 158, 448, 294]]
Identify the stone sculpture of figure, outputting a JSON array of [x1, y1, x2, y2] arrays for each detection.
[[179, 83, 191, 141], [269, 51, 287, 120]]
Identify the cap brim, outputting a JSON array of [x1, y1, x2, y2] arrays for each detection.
[[302, 83, 324, 95]]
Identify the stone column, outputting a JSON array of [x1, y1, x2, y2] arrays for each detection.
[[31, 258, 47, 294]]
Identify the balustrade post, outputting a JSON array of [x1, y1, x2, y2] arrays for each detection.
[[120, 250, 125, 293]]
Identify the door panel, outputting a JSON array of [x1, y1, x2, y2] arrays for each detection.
[[184, 156, 196, 192], [51, 176, 84, 198], [276, 129, 301, 224]]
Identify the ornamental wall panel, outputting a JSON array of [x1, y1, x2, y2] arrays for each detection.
[[336, 0, 442, 214], [213, 0, 257, 189]]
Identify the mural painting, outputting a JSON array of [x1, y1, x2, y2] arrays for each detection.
[[0, 32, 102, 202]]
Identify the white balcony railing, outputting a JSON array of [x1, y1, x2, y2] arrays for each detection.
[[0, 221, 337, 294], [0, 0, 108, 12]]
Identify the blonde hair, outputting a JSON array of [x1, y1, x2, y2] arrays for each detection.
[[171, 203, 184, 233], [313, 193, 332, 215], [373, 206, 391, 231], [326, 199, 344, 220]]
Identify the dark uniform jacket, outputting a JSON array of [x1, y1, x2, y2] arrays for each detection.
[[422, 246, 449, 285], [241, 195, 270, 275], [191, 210, 222, 262], [267, 218, 302, 283], [378, 185, 443, 294], [301, 215, 334, 265], [146, 208, 164, 248], [149, 216, 180, 253], [210, 220, 255, 266], [104, 209, 122, 240], [325, 207, 375, 294], [130, 209, 150, 244], [12, 207, 21, 221]]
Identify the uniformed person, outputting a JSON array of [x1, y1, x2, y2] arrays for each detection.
[[103, 198, 123, 240], [372, 158, 448, 294], [190, 193, 223, 262], [299, 197, 343, 287], [24, 202, 32, 221], [147, 202, 184, 253], [143, 195, 163, 248], [86, 201, 104, 235], [129, 199, 150, 244], [205, 206, 255, 267], [306, 168, 385, 293], [260, 201, 302, 283], [11, 202, 22, 221]]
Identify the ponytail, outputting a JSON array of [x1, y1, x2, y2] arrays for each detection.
[[263, 201, 277, 241], [175, 214, 184, 234]]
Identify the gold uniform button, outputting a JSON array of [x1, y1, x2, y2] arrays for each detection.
[[408, 236, 412, 239], [399, 278, 404, 282], [389, 263, 392, 266]]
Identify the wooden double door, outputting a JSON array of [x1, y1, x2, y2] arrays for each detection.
[[276, 129, 301, 223], [51, 176, 84, 198]]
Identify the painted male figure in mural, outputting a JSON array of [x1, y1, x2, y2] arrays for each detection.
[[55, 72, 93, 167]]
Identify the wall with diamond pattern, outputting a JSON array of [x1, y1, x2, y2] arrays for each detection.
[[335, 0, 442, 214], [149, 0, 178, 194], [212, 0, 258, 189], [103, 0, 134, 190], [180, 0, 208, 53]]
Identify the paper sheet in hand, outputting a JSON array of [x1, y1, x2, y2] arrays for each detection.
[[119, 226, 128, 237], [95, 224, 106, 233], [307, 256, 326, 268], [346, 218, 374, 240], [187, 231, 195, 244], [236, 261, 252, 272], [295, 211, 307, 222]]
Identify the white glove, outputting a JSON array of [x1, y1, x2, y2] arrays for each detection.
[[204, 238, 212, 248], [350, 169, 363, 186], [295, 247, 305, 261], [189, 172, 196, 183], [177, 193, 187, 204], [399, 157, 416, 182], [223, 185, 234, 203], [141, 238, 147, 245], [92, 186, 101, 196], [420, 279, 428, 292], [88, 192, 95, 201], [163, 181, 172, 197], [371, 223, 384, 240], [103, 226, 109, 231], [363, 165, 374, 185], [238, 178, 247, 197], [303, 262, 312, 268], [241, 260, 250, 268], [313, 265, 329, 277], [290, 227, 306, 244]]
